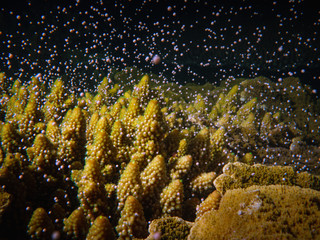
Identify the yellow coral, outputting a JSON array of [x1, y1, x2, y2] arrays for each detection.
[[116, 195, 148, 239], [190, 171, 217, 195], [213, 162, 313, 194], [187, 128, 211, 173], [58, 107, 86, 165], [63, 208, 88, 239], [235, 97, 257, 124], [170, 155, 193, 180], [27, 133, 56, 171], [87, 215, 116, 240], [110, 120, 131, 165], [210, 126, 225, 158], [18, 98, 43, 145], [134, 99, 167, 165], [146, 217, 193, 240], [117, 158, 142, 211], [132, 74, 150, 106], [1, 123, 20, 153], [195, 190, 221, 221], [160, 179, 184, 217], [194, 94, 207, 114], [43, 78, 70, 122], [95, 114, 113, 136], [86, 112, 100, 145], [87, 129, 116, 180], [122, 97, 140, 138], [45, 120, 61, 145], [141, 155, 167, 204], [28, 208, 54, 239], [77, 157, 109, 222]]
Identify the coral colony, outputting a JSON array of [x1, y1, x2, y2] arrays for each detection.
[[0, 0, 320, 239]]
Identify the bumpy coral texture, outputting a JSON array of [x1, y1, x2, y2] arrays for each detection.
[[214, 162, 320, 194], [188, 185, 320, 240], [146, 217, 193, 240]]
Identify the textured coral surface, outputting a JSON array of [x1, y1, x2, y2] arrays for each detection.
[[188, 185, 320, 240], [0, 71, 319, 239]]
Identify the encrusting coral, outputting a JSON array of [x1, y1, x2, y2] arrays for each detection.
[[188, 185, 320, 240], [0, 71, 319, 239], [214, 161, 320, 194], [146, 216, 193, 240]]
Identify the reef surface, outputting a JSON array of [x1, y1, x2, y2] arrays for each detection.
[[0, 69, 320, 239]]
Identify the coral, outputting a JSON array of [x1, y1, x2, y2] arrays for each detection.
[[0, 188, 12, 223], [27, 207, 54, 239], [116, 195, 148, 239], [86, 112, 100, 145], [117, 156, 142, 211], [122, 97, 141, 139], [140, 154, 167, 219], [160, 179, 184, 217], [190, 171, 217, 196], [214, 162, 320, 194], [17, 97, 44, 146], [87, 126, 116, 180], [187, 128, 211, 174], [141, 154, 167, 201], [195, 190, 221, 221], [58, 106, 86, 167], [170, 155, 193, 180], [1, 122, 20, 153], [43, 78, 73, 122], [110, 120, 131, 166], [27, 133, 56, 171], [45, 120, 61, 145], [87, 215, 116, 240], [63, 208, 88, 239], [146, 217, 193, 240], [134, 99, 167, 165], [1, 72, 320, 239], [77, 156, 109, 223], [132, 74, 151, 107], [188, 185, 320, 240]]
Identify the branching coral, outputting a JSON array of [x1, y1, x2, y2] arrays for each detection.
[[0, 72, 319, 239]]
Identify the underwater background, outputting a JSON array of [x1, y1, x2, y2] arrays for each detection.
[[1, 0, 320, 92], [1, 0, 320, 239]]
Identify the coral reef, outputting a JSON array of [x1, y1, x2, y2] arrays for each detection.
[[188, 185, 320, 240], [0, 71, 319, 239]]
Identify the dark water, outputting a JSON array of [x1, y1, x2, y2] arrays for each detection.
[[0, 0, 319, 95]]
